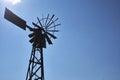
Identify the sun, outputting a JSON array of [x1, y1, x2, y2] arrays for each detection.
[[6, 0, 21, 5]]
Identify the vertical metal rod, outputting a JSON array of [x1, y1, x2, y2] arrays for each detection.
[[40, 48, 44, 80], [26, 47, 35, 80], [30, 47, 36, 79]]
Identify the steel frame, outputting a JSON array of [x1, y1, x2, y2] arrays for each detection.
[[26, 47, 44, 80]]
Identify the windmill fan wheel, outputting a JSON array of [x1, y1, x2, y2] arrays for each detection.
[[28, 14, 61, 48], [36, 14, 60, 36]]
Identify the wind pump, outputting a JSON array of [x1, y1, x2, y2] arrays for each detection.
[[4, 8, 60, 80]]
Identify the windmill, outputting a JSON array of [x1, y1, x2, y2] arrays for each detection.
[[4, 8, 60, 80]]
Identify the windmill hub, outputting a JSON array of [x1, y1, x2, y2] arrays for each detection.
[[29, 28, 46, 48]]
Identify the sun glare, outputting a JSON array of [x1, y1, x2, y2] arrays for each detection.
[[6, 0, 21, 5]]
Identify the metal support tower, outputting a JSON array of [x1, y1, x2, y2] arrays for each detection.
[[26, 47, 44, 80]]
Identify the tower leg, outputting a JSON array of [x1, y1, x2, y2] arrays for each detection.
[[26, 47, 44, 80]]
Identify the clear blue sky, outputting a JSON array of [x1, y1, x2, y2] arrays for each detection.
[[0, 0, 120, 80]]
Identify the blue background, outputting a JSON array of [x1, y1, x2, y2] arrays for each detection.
[[0, 0, 120, 80]]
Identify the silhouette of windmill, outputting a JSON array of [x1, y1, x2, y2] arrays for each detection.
[[4, 8, 60, 80]]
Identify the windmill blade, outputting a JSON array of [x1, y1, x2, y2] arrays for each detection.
[[46, 14, 55, 27], [28, 32, 34, 38], [47, 30, 59, 32], [32, 22, 46, 32], [45, 34, 52, 44], [47, 18, 59, 28], [32, 22, 40, 28], [37, 17, 43, 27], [48, 23, 61, 29], [54, 18, 59, 22], [45, 14, 49, 26], [29, 37, 35, 43], [46, 32, 57, 39]]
